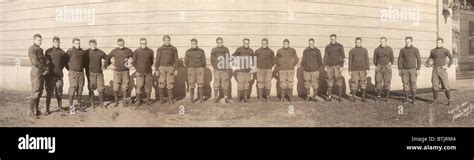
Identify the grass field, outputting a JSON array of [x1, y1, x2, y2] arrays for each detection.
[[0, 88, 473, 127]]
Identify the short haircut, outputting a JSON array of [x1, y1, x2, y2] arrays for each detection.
[[139, 38, 147, 42], [72, 38, 80, 43], [191, 38, 198, 43], [405, 36, 413, 41], [308, 38, 315, 42], [117, 38, 124, 42], [262, 38, 268, 42], [216, 37, 223, 42], [52, 36, 60, 42], [283, 39, 290, 43], [33, 34, 42, 39], [355, 37, 362, 41], [380, 36, 388, 41], [330, 34, 337, 38], [437, 37, 444, 43], [89, 39, 97, 44], [163, 35, 171, 40], [243, 38, 250, 42]]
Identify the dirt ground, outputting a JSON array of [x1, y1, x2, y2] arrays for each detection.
[[0, 88, 473, 127]]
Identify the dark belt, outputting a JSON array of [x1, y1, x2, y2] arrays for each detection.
[[378, 64, 391, 71]]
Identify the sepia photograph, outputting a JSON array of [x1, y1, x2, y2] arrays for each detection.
[[0, 0, 474, 158]]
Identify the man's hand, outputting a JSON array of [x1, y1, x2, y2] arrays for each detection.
[[153, 70, 160, 77], [41, 68, 49, 76], [173, 70, 178, 76], [416, 70, 420, 76]]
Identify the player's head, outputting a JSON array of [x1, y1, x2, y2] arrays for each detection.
[[33, 34, 42, 46], [53, 36, 60, 48], [117, 38, 125, 48], [283, 39, 290, 48], [243, 38, 250, 48], [139, 38, 147, 49], [330, 34, 337, 44], [72, 38, 81, 49], [216, 37, 223, 47], [380, 36, 387, 47], [261, 38, 268, 48], [308, 38, 315, 48], [436, 37, 444, 48], [89, 39, 97, 49], [191, 38, 198, 49], [163, 35, 171, 46], [355, 37, 362, 47], [405, 36, 413, 47]]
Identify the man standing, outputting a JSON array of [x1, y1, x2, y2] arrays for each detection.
[[105, 38, 134, 107], [324, 34, 345, 102], [211, 37, 232, 103], [232, 38, 254, 103], [133, 38, 154, 106], [373, 37, 394, 102], [426, 37, 454, 106], [275, 39, 299, 102], [398, 36, 421, 104], [66, 38, 86, 114], [255, 38, 275, 102], [348, 37, 370, 102], [155, 35, 179, 104], [28, 34, 49, 118], [45, 36, 68, 114], [185, 38, 206, 103], [301, 38, 322, 102], [84, 39, 107, 108]]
